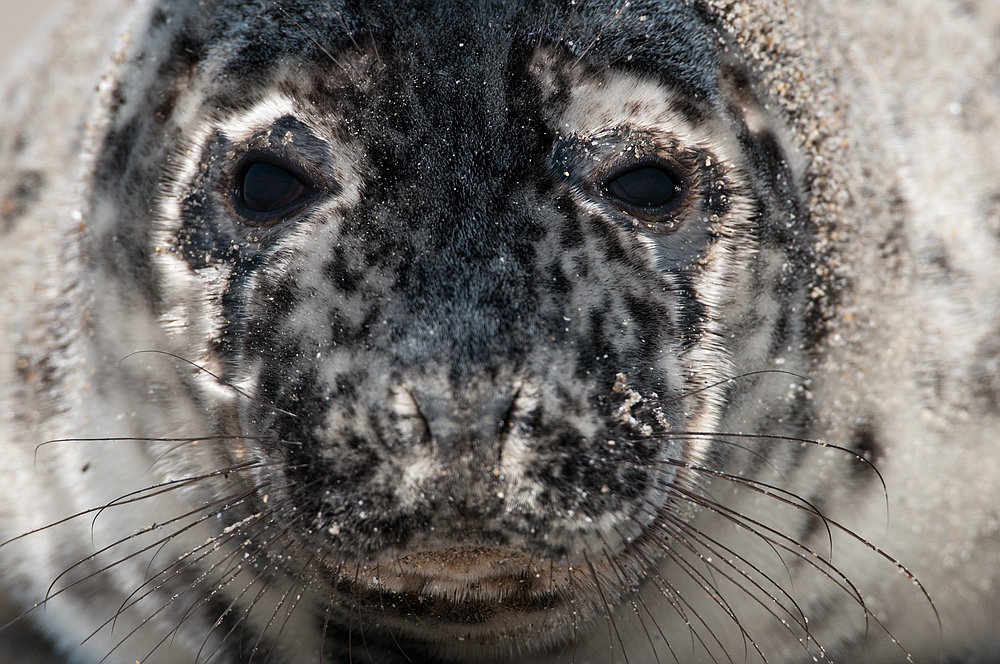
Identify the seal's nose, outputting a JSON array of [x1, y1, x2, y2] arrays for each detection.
[[410, 390, 515, 458]]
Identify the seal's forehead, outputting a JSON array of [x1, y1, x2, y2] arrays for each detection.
[[190, 0, 721, 100]]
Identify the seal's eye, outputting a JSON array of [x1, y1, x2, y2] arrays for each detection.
[[234, 159, 316, 223], [602, 163, 685, 217]]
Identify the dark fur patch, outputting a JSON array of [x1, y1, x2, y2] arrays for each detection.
[[972, 333, 1000, 413], [0, 170, 44, 233], [848, 421, 884, 479], [0, 171, 45, 235]]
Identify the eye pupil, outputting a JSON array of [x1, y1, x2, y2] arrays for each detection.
[[237, 161, 311, 217], [604, 166, 681, 211]]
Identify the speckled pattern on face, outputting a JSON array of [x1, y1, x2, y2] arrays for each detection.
[[2, 1, 1000, 663]]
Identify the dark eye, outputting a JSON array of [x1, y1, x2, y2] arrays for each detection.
[[602, 164, 685, 216], [234, 159, 316, 222]]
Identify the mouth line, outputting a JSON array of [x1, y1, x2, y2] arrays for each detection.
[[332, 547, 570, 627]]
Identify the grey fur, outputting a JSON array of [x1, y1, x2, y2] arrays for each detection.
[[1, 1, 1000, 663]]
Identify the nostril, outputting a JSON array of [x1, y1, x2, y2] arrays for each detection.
[[386, 384, 433, 450], [500, 383, 522, 433]]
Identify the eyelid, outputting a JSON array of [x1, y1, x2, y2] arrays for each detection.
[[236, 149, 318, 188]]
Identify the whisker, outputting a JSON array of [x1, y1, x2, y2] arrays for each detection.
[[597, 541, 665, 664], [113, 510, 274, 639], [565, 552, 580, 664], [347, 562, 362, 664], [89, 461, 266, 535], [625, 541, 723, 664], [666, 479, 865, 607], [41, 478, 260, 600], [112, 505, 297, 663], [118, 349, 298, 419], [657, 453, 837, 559], [644, 511, 823, 661], [534, 3, 552, 51], [660, 370, 809, 407], [58, 486, 263, 625], [582, 549, 630, 664], [273, 4, 358, 79], [661, 429, 887, 498], [666, 454, 934, 624], [318, 593, 334, 664], [354, 562, 381, 664], [375, 560, 415, 662], [664, 476, 921, 662], [658, 543, 758, 664], [658, 511, 811, 635], [195, 538, 292, 664], [247, 548, 317, 664], [90, 512, 267, 662]]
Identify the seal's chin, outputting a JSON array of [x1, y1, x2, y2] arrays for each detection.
[[334, 547, 580, 644]]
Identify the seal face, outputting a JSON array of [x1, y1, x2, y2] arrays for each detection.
[[3, 1, 1000, 663]]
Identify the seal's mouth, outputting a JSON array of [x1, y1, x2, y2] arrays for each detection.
[[332, 547, 576, 641]]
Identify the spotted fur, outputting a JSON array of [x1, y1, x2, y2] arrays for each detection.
[[2, 1, 1000, 663]]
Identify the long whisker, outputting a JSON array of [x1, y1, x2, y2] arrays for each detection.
[[118, 349, 298, 418], [582, 549, 631, 664], [666, 455, 935, 624], [48, 484, 262, 608], [599, 541, 668, 664], [112, 510, 274, 639]]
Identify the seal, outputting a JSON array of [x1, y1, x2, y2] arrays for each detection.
[[2, 1, 1000, 663]]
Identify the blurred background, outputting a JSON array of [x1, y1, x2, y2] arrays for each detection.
[[0, 3, 77, 662], [1, 5, 55, 70]]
